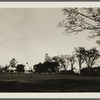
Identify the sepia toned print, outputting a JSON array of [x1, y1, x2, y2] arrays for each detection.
[[0, 8, 100, 92]]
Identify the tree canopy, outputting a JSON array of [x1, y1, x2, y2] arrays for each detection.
[[84, 47, 100, 68], [9, 58, 17, 67], [58, 8, 100, 44]]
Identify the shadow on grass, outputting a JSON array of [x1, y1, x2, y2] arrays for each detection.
[[0, 79, 100, 92]]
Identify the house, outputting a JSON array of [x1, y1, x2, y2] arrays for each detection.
[[24, 62, 33, 73], [7, 65, 16, 73]]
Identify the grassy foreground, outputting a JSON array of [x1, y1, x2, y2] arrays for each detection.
[[0, 73, 100, 92]]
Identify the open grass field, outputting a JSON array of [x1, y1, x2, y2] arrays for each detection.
[[0, 73, 100, 92]]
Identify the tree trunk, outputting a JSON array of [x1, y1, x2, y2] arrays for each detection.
[[79, 60, 81, 70], [71, 63, 73, 71]]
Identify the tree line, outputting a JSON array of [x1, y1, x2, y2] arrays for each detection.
[[34, 47, 100, 76], [0, 58, 25, 73], [34, 8, 100, 75], [0, 47, 100, 75]]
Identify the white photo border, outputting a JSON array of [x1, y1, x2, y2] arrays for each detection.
[[0, 2, 100, 99]]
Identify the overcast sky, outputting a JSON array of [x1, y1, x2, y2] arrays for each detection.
[[0, 8, 97, 66]]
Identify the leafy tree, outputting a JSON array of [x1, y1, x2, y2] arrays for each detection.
[[58, 8, 100, 44], [53, 56, 63, 73], [34, 62, 44, 73], [16, 64, 25, 73], [4, 65, 9, 72], [44, 62, 59, 73], [45, 53, 53, 62], [92, 67, 100, 76], [34, 62, 59, 73], [81, 67, 100, 76], [75, 47, 86, 70], [53, 56, 61, 62], [10, 58, 17, 67], [0, 65, 3, 72]]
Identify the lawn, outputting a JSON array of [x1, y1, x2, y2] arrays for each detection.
[[0, 73, 100, 92]]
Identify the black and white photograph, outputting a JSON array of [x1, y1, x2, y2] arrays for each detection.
[[0, 2, 100, 94]]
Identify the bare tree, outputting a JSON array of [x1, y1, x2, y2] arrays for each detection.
[[75, 47, 86, 70], [58, 8, 100, 44], [67, 54, 76, 71], [84, 48, 100, 68], [60, 55, 68, 70]]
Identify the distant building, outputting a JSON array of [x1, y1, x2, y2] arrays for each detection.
[[24, 62, 33, 73], [7, 65, 16, 73]]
